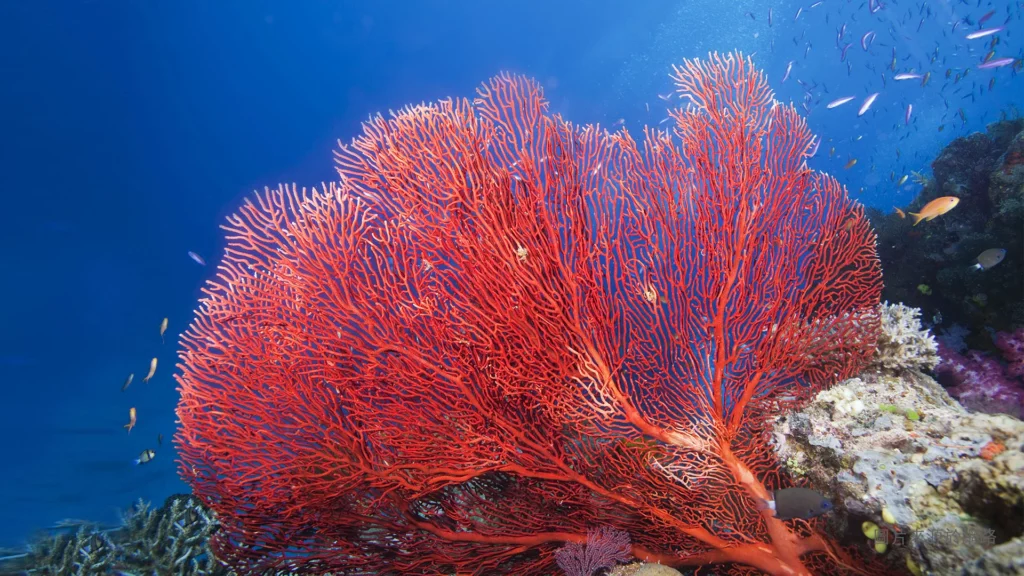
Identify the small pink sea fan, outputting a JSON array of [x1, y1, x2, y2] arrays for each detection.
[[555, 526, 632, 576]]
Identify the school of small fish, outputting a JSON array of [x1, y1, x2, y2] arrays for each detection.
[[734, 1, 1017, 278], [621, 1, 1021, 213], [113, 256, 203, 466], [772, 0, 1018, 184], [118, 317, 173, 466]]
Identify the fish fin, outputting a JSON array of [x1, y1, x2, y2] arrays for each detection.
[[133, 458, 141, 466], [755, 498, 776, 515], [971, 263, 982, 271], [908, 212, 925, 226]]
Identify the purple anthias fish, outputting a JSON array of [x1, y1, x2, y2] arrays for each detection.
[[978, 58, 1016, 70]]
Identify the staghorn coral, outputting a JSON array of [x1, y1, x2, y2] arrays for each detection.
[[0, 495, 228, 576], [869, 302, 940, 373], [114, 495, 225, 574], [21, 524, 120, 575]]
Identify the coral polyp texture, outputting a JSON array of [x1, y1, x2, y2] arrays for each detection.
[[175, 52, 884, 575], [936, 327, 1024, 418], [870, 302, 940, 373]]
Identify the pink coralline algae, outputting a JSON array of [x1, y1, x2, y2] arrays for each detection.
[[996, 328, 1024, 378], [935, 328, 1024, 418]]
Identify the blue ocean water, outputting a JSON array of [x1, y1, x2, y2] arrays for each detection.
[[0, 0, 1019, 554]]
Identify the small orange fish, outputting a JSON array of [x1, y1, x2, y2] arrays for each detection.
[[893, 207, 906, 219], [125, 407, 137, 434], [844, 158, 858, 169], [143, 357, 158, 384], [909, 196, 959, 226]]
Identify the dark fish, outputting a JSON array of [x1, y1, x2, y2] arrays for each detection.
[[758, 487, 833, 520], [134, 449, 156, 466], [157, 433, 163, 445], [972, 248, 1006, 270], [121, 373, 134, 392]]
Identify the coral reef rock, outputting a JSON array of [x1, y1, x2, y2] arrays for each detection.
[[958, 537, 1024, 576], [772, 369, 1024, 576], [868, 118, 1024, 340], [608, 562, 684, 576]]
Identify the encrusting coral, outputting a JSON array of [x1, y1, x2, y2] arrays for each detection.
[[774, 371, 1024, 575], [0, 494, 228, 576]]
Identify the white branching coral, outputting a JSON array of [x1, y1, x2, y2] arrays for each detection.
[[869, 302, 940, 372], [2, 495, 225, 576]]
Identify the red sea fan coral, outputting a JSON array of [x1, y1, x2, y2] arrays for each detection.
[[175, 52, 883, 575]]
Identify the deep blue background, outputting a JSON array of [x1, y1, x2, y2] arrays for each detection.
[[0, 0, 1019, 548]]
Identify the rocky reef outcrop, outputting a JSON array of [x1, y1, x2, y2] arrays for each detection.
[[868, 119, 1024, 347], [773, 369, 1024, 576]]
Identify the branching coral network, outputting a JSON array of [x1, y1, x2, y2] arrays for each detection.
[[175, 52, 885, 575]]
